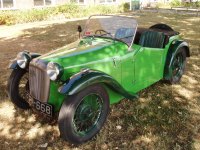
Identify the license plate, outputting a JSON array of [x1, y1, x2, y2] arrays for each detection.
[[35, 100, 54, 117]]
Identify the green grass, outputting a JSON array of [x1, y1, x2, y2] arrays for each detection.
[[0, 3, 129, 25]]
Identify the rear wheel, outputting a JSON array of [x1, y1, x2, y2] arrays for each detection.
[[7, 69, 30, 109], [58, 83, 110, 145], [167, 48, 186, 84]]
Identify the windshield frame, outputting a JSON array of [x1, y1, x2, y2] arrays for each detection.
[[82, 15, 138, 51]]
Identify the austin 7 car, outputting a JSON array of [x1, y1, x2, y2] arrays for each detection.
[[7, 15, 190, 145]]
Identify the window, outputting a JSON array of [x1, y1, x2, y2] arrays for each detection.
[[34, 0, 52, 6], [150, 0, 161, 2], [79, 0, 84, 4], [100, 0, 117, 3], [0, 0, 14, 8], [70, 0, 85, 4]]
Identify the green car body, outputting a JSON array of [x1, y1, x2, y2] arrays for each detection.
[[8, 34, 189, 111]]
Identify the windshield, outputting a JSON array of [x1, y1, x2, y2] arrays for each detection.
[[83, 15, 138, 46]]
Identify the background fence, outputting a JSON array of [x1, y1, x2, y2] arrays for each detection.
[[140, 6, 200, 15]]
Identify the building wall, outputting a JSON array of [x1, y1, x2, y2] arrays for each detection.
[[87, 0, 95, 5], [140, 0, 150, 7], [15, 0, 34, 9], [55, 0, 70, 5]]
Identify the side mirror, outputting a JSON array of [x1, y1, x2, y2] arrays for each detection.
[[77, 25, 82, 39], [77, 25, 82, 32]]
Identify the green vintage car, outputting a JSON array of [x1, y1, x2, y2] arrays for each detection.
[[7, 15, 190, 145]]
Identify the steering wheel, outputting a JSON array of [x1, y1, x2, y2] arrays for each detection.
[[95, 30, 113, 38]]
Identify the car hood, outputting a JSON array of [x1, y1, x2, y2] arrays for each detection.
[[39, 37, 115, 62], [38, 37, 128, 79]]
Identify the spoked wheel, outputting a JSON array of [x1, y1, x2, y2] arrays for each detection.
[[58, 83, 110, 145], [167, 48, 186, 84], [7, 69, 30, 109], [73, 93, 104, 136]]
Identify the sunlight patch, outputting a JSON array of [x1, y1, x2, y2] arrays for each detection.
[[26, 123, 41, 139], [173, 85, 193, 99]]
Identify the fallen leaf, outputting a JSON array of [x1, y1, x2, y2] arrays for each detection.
[[33, 112, 40, 117], [116, 126, 122, 130], [5, 141, 9, 145], [40, 143, 48, 148], [177, 111, 182, 115]]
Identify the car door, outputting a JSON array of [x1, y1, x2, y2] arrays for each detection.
[[133, 47, 165, 92], [118, 44, 141, 92]]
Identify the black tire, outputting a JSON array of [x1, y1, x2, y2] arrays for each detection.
[[166, 48, 186, 84], [7, 69, 30, 109], [58, 83, 110, 145]]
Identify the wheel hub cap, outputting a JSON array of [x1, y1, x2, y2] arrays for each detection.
[[78, 103, 94, 122]]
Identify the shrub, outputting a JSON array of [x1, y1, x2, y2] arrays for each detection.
[[181, 2, 190, 7], [170, 0, 181, 6], [0, 10, 17, 25], [0, 3, 124, 25], [196, 1, 200, 7], [119, 2, 130, 12], [156, 2, 165, 8]]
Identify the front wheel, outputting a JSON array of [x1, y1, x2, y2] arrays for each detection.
[[58, 83, 110, 145], [166, 48, 186, 84], [7, 69, 30, 109]]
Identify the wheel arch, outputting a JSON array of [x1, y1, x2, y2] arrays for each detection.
[[58, 70, 138, 100], [163, 40, 190, 80]]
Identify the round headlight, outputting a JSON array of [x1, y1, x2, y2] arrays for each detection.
[[47, 62, 64, 81], [17, 52, 31, 69]]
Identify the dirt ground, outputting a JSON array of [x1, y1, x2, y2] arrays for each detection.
[[0, 12, 200, 149]]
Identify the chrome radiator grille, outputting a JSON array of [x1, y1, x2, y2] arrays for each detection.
[[29, 59, 50, 103], [29, 66, 44, 101]]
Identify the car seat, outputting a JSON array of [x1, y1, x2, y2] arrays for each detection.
[[138, 31, 165, 48]]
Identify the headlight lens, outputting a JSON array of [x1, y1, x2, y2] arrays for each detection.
[[17, 52, 31, 69], [47, 62, 64, 81]]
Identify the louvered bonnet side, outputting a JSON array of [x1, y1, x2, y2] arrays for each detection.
[[29, 59, 50, 103]]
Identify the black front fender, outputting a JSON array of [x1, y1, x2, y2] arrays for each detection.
[[58, 70, 138, 99], [7, 59, 20, 69]]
